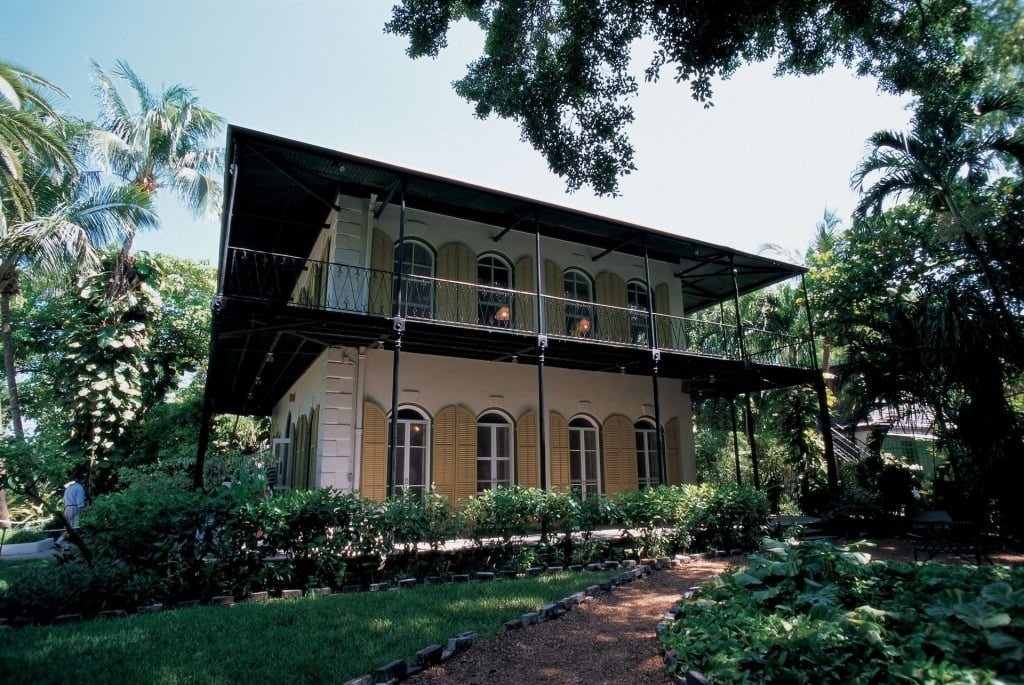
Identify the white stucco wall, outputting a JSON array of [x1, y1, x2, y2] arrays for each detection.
[[361, 348, 696, 484], [273, 345, 697, 492]]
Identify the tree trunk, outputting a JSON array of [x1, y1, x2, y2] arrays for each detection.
[[105, 229, 136, 301], [1, 287, 24, 529]]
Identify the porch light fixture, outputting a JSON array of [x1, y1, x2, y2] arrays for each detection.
[[495, 305, 511, 322]]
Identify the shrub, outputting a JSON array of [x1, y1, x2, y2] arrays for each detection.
[[661, 540, 1024, 684], [684, 483, 768, 552]]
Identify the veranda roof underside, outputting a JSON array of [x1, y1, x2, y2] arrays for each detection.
[[208, 127, 814, 416]]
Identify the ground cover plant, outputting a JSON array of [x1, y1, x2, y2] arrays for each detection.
[[661, 539, 1024, 683], [0, 570, 615, 685]]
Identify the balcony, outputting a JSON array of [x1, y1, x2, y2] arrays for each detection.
[[224, 247, 815, 370]]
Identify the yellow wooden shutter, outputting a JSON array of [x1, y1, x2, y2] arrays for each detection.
[[432, 404, 478, 507], [436, 242, 475, 324], [595, 271, 628, 342], [370, 229, 394, 316], [602, 414, 638, 496], [514, 255, 534, 331], [307, 406, 320, 489], [654, 283, 674, 350], [517, 410, 539, 488], [544, 259, 561, 335], [549, 411, 569, 491], [433, 405, 457, 502], [454, 406, 477, 503], [360, 401, 388, 501], [665, 416, 683, 485]]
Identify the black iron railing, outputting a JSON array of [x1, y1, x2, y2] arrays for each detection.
[[224, 247, 814, 368]]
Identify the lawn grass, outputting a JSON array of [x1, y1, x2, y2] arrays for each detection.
[[0, 570, 616, 684]]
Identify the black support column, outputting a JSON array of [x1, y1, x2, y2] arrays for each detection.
[[534, 215, 548, 490], [387, 180, 407, 498], [801, 273, 838, 490], [643, 241, 666, 483]]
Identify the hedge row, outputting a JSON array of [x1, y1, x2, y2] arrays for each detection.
[[0, 483, 767, 620]]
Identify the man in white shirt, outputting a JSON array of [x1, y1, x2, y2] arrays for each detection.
[[55, 473, 86, 549]]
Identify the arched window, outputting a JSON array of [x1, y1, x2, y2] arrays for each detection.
[[635, 418, 661, 488], [477, 411, 513, 492], [626, 280, 650, 346], [569, 416, 601, 499], [563, 269, 594, 337], [394, 240, 434, 318], [388, 407, 430, 499], [477, 254, 513, 327]]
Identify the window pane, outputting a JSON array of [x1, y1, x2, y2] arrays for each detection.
[[495, 426, 509, 458], [410, 422, 426, 447], [477, 426, 492, 458], [496, 459, 510, 483], [477, 461, 491, 483]]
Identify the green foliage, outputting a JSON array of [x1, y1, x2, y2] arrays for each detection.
[[387, 0, 973, 195], [0, 481, 771, 616], [662, 539, 1024, 683]]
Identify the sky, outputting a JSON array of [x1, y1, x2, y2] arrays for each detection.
[[1, 1, 914, 266]]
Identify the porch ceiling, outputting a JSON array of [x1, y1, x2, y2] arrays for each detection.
[[208, 127, 812, 416], [220, 126, 804, 313]]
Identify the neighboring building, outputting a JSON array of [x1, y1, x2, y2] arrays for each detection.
[[198, 127, 828, 503], [853, 405, 941, 481]]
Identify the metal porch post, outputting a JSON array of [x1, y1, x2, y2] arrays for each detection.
[[729, 256, 747, 362], [535, 215, 548, 491], [744, 393, 761, 490], [730, 397, 742, 486], [195, 150, 240, 490], [801, 273, 838, 490], [643, 241, 666, 483], [388, 179, 407, 498]]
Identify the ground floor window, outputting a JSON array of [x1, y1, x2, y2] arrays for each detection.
[[569, 416, 601, 499], [635, 419, 661, 488], [477, 412, 513, 492], [389, 407, 430, 499]]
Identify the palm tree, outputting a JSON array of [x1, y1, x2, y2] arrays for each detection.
[[0, 121, 156, 528], [851, 90, 1024, 345], [88, 60, 223, 298], [0, 61, 74, 227], [851, 91, 1024, 532]]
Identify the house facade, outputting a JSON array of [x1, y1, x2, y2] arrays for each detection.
[[199, 127, 830, 503]]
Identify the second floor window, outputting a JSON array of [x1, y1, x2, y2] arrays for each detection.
[[478, 255, 512, 327], [563, 269, 594, 337], [627, 281, 650, 346], [395, 240, 434, 318]]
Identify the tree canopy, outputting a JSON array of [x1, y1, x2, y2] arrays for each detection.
[[386, 0, 975, 194]]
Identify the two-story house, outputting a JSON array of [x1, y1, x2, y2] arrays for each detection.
[[197, 126, 834, 503]]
